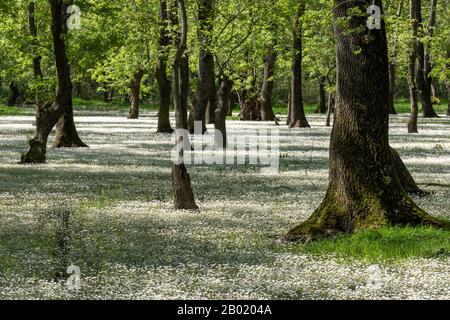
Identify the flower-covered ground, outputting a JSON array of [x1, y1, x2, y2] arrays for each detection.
[[0, 111, 449, 300]]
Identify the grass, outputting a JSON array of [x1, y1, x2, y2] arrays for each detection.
[[285, 227, 450, 263]]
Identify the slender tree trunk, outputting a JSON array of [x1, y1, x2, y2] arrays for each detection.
[[260, 46, 277, 121], [7, 82, 19, 106], [315, 78, 327, 114], [286, 89, 292, 126], [157, 0, 173, 133], [53, 1, 87, 148], [128, 68, 144, 119], [388, 0, 403, 115], [423, 0, 437, 101], [325, 93, 334, 127], [22, 0, 69, 163], [215, 77, 232, 148], [284, 0, 446, 242], [195, 0, 215, 132], [28, 1, 43, 80], [171, 0, 198, 210], [290, 3, 310, 128], [205, 77, 216, 124], [414, 0, 438, 118], [408, 0, 419, 133]]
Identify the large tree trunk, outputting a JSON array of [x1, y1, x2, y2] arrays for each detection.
[[21, 0, 69, 163], [284, 0, 447, 242], [128, 68, 144, 119], [260, 46, 277, 121], [7, 82, 19, 106], [414, 0, 438, 118], [53, 1, 87, 148], [408, 0, 420, 133], [156, 0, 173, 133], [423, 0, 437, 102], [215, 77, 232, 148], [195, 0, 215, 132], [315, 78, 327, 114], [171, 0, 198, 210], [290, 3, 310, 128]]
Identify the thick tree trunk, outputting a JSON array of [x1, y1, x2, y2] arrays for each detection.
[[7, 82, 19, 106], [315, 78, 327, 114], [290, 4, 310, 128], [156, 0, 173, 133], [260, 46, 277, 121], [195, 0, 215, 132], [284, 0, 447, 242], [205, 80, 216, 124], [22, 0, 69, 163], [128, 68, 144, 119], [414, 0, 438, 118], [53, 1, 87, 148], [172, 163, 199, 210], [408, 0, 419, 133], [215, 77, 232, 148]]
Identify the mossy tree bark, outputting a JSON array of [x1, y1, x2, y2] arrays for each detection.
[[156, 0, 173, 133], [128, 68, 144, 120], [284, 0, 448, 242], [290, 3, 310, 128], [53, 1, 87, 148]]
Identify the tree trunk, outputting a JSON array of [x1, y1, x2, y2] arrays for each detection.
[[7, 82, 19, 106], [408, 0, 419, 133], [215, 77, 232, 148], [21, 0, 69, 163], [128, 68, 144, 119], [283, 0, 447, 242], [414, 0, 438, 118], [388, 0, 403, 115], [290, 3, 310, 128], [315, 78, 327, 114], [156, 0, 173, 133], [423, 0, 437, 101], [447, 82, 450, 116], [286, 90, 292, 126], [325, 93, 334, 127], [171, 0, 198, 210], [260, 46, 277, 121], [195, 0, 215, 132], [28, 1, 43, 80], [205, 79, 217, 124], [53, 1, 87, 148]]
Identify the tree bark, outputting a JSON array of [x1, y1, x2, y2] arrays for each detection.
[[408, 0, 420, 133], [215, 77, 232, 148], [388, 0, 403, 115], [290, 3, 310, 128], [128, 68, 144, 119], [205, 78, 217, 124], [7, 82, 19, 106], [195, 0, 215, 132], [325, 93, 334, 127], [156, 0, 173, 133], [414, 0, 438, 118], [260, 46, 277, 121], [284, 0, 447, 242], [315, 78, 327, 114], [53, 1, 87, 148], [22, 0, 70, 163], [172, 163, 199, 210], [423, 0, 437, 101]]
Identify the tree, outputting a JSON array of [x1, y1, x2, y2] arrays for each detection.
[[408, 0, 420, 133], [289, 2, 309, 128], [194, 0, 215, 132], [284, 0, 447, 242], [22, 0, 74, 163], [156, 0, 174, 133], [128, 68, 144, 119]]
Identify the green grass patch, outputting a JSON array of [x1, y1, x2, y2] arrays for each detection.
[[0, 104, 35, 116], [284, 227, 450, 263], [73, 97, 159, 112]]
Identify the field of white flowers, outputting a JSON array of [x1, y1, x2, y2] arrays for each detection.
[[0, 111, 449, 300]]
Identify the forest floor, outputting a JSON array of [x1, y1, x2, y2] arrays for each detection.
[[0, 111, 449, 299]]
